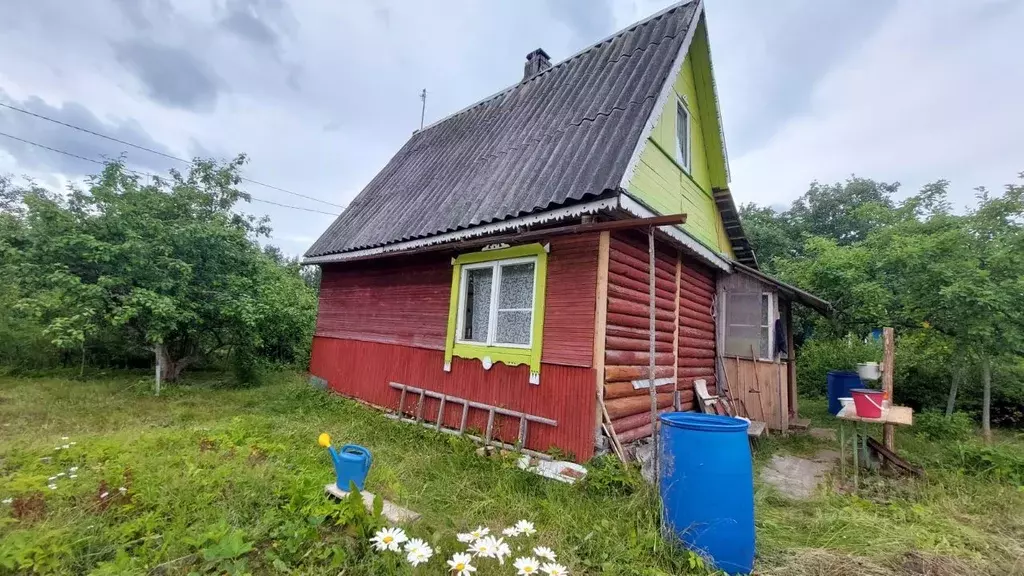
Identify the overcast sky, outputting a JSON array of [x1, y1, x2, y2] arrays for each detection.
[[2, 0, 1021, 255]]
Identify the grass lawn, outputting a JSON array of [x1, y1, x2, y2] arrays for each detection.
[[1, 372, 1022, 575]]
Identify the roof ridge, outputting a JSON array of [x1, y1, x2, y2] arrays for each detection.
[[415, 0, 699, 134]]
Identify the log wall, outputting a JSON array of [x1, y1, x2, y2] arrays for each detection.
[[601, 232, 696, 441], [677, 258, 718, 401]]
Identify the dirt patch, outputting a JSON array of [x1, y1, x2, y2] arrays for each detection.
[[760, 450, 839, 499], [12, 492, 46, 521]]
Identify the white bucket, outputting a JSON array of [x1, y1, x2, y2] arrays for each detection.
[[857, 362, 881, 381]]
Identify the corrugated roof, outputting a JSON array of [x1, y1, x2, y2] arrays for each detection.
[[305, 1, 701, 258]]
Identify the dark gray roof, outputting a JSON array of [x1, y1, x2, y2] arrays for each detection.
[[306, 1, 700, 258]]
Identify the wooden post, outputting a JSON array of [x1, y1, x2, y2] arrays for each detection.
[[784, 300, 797, 417], [882, 327, 895, 453], [593, 231, 610, 446], [648, 228, 659, 479], [673, 251, 681, 409], [154, 350, 161, 397]]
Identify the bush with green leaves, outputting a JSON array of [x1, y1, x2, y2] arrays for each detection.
[[913, 411, 975, 442], [795, 337, 881, 397], [0, 158, 316, 382]]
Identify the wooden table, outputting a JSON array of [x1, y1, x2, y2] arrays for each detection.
[[836, 405, 913, 490]]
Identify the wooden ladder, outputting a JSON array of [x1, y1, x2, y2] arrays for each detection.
[[389, 382, 557, 453]]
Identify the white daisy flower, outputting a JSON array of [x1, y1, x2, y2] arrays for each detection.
[[541, 562, 568, 575], [468, 526, 489, 539], [503, 526, 521, 537], [118, 487, 127, 494], [48, 476, 57, 481], [2, 498, 13, 505], [56, 473, 65, 478], [61, 444, 70, 449], [69, 442, 76, 445], [514, 557, 541, 575], [69, 474, 77, 479], [369, 527, 408, 552], [61, 436, 69, 441], [457, 532, 477, 543], [533, 546, 557, 562], [404, 538, 433, 566], [515, 520, 537, 536], [495, 540, 512, 565], [48, 484, 57, 490], [468, 536, 496, 558], [69, 467, 78, 472], [447, 552, 476, 576]]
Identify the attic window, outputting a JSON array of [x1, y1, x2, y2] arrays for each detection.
[[444, 243, 549, 384], [675, 96, 691, 173]]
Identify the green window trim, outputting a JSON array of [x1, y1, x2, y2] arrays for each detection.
[[443, 243, 549, 384]]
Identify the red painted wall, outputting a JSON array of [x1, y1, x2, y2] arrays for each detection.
[[310, 338, 596, 460], [310, 234, 601, 460]]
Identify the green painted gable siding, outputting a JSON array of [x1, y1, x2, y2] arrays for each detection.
[[625, 24, 734, 259]]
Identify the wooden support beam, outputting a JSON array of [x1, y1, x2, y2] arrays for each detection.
[[593, 231, 610, 450], [882, 327, 895, 456], [785, 300, 797, 417]]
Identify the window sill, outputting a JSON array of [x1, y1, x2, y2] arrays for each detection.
[[446, 343, 539, 384]]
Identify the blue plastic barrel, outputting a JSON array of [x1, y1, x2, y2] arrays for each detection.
[[827, 371, 862, 415], [659, 412, 754, 575]]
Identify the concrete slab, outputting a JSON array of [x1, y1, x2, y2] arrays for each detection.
[[760, 450, 839, 500], [324, 484, 420, 523], [516, 455, 588, 484]]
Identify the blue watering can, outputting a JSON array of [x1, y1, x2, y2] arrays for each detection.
[[328, 444, 373, 491]]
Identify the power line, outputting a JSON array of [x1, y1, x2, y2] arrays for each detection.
[[0, 101, 345, 209], [0, 130, 341, 217]]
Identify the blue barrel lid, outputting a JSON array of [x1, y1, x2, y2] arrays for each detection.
[[828, 370, 859, 376], [659, 412, 749, 432]]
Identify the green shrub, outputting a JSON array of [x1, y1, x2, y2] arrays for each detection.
[[581, 454, 644, 497], [913, 411, 974, 441], [796, 337, 881, 396], [951, 442, 1024, 486]]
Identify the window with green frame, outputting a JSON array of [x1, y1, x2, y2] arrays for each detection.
[[443, 243, 549, 384]]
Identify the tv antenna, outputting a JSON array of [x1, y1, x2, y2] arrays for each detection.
[[419, 89, 427, 130]]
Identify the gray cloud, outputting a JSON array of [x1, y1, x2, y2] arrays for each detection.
[[546, 0, 615, 48], [220, 0, 281, 49], [0, 91, 179, 177], [708, 0, 895, 156], [114, 39, 223, 112]]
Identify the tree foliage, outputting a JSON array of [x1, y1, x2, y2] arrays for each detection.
[[0, 157, 317, 382], [744, 174, 1024, 429]]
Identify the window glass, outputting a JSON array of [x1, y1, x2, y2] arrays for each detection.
[[724, 292, 760, 357], [760, 294, 771, 358], [496, 310, 531, 345], [498, 263, 534, 309], [461, 267, 492, 342], [495, 262, 535, 345], [676, 101, 689, 170]]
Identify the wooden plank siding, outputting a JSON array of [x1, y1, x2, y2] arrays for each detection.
[[309, 234, 601, 461], [315, 234, 599, 367], [622, 22, 734, 258], [310, 337, 596, 460]]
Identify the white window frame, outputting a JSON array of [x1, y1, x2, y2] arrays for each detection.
[[675, 94, 692, 173], [454, 255, 538, 349], [760, 292, 774, 360]]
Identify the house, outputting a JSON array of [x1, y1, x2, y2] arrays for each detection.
[[304, 0, 830, 462]]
